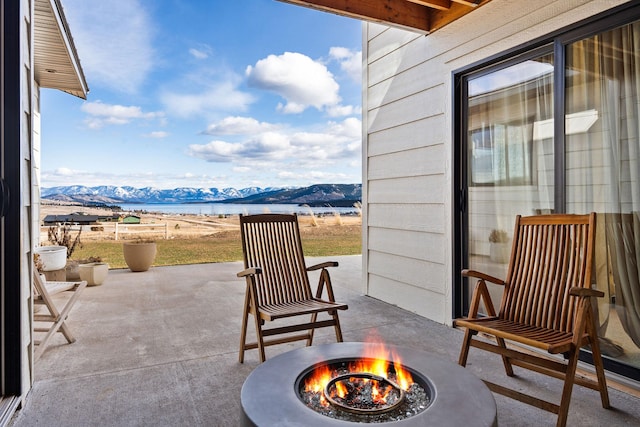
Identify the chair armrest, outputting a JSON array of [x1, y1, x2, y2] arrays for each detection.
[[462, 269, 506, 286], [307, 261, 339, 271], [569, 287, 604, 298], [237, 267, 262, 278]]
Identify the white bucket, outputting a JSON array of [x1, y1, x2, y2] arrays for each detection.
[[34, 246, 67, 271]]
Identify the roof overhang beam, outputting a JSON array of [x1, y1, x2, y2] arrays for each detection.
[[277, 0, 491, 34]]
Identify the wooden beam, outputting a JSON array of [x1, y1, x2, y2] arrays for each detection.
[[278, 0, 431, 33], [278, 0, 493, 34], [408, 0, 451, 12], [429, 0, 491, 31], [452, 0, 481, 6]]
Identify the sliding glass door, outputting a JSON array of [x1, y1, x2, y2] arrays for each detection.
[[457, 11, 640, 379]]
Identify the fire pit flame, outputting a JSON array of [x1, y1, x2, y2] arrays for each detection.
[[299, 342, 430, 422], [324, 372, 406, 415]]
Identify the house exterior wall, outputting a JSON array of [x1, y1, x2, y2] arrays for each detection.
[[362, 0, 632, 325]]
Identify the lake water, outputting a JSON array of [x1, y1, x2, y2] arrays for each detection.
[[118, 203, 360, 216]]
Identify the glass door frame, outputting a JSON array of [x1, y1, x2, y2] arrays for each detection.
[[1, 0, 26, 400]]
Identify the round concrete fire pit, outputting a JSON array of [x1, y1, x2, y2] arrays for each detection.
[[240, 342, 497, 426]]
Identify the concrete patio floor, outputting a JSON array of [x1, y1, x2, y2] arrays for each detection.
[[9, 255, 640, 426]]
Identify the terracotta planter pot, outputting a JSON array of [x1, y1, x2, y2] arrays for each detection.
[[78, 262, 110, 286], [123, 242, 157, 272]]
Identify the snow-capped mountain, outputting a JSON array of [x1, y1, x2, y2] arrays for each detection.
[[40, 184, 362, 206], [41, 185, 282, 204]]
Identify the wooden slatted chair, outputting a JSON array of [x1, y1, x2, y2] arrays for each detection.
[[33, 270, 87, 360], [454, 213, 610, 427], [237, 213, 348, 363]]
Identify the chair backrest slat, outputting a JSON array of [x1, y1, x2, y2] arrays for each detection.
[[240, 214, 312, 306], [501, 213, 595, 333]]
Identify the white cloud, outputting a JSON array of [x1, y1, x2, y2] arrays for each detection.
[[326, 104, 359, 117], [145, 131, 169, 138], [276, 170, 352, 182], [54, 167, 81, 176], [189, 46, 211, 59], [81, 101, 163, 129], [160, 76, 254, 118], [233, 166, 251, 173], [187, 117, 361, 167], [246, 52, 343, 114], [63, 0, 155, 94], [203, 116, 281, 135], [329, 47, 362, 82]]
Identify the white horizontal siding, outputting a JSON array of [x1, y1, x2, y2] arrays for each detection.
[[369, 203, 444, 234], [368, 115, 445, 156], [369, 145, 445, 180], [368, 85, 444, 134], [368, 250, 445, 295], [368, 227, 445, 264], [367, 27, 421, 70], [368, 274, 446, 320], [368, 176, 444, 204]]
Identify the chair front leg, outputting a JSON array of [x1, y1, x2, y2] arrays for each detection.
[[307, 313, 317, 346], [458, 328, 474, 366], [477, 280, 514, 376], [332, 310, 344, 342], [247, 280, 267, 363], [458, 279, 514, 375], [238, 282, 251, 363], [458, 279, 485, 366], [584, 299, 610, 409]]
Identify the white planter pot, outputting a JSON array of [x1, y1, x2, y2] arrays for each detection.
[[78, 262, 110, 286], [35, 246, 67, 271]]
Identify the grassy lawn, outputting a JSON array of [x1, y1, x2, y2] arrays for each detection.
[[73, 228, 362, 269]]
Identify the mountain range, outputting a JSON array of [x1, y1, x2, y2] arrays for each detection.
[[41, 184, 362, 207]]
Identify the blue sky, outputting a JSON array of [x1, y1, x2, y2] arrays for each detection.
[[41, 0, 362, 190]]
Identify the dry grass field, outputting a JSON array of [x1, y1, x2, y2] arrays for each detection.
[[39, 202, 362, 268]]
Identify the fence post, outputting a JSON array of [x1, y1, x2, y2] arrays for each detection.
[[115, 223, 119, 241], [165, 223, 168, 239]]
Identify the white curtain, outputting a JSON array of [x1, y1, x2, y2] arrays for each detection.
[[568, 22, 640, 348], [602, 23, 640, 348]]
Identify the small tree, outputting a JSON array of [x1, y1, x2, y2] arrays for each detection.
[[47, 225, 83, 258]]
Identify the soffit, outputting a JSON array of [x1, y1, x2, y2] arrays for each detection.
[[34, 0, 88, 99], [278, 0, 493, 33]]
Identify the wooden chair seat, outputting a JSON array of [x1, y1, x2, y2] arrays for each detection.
[[259, 298, 348, 321], [454, 213, 610, 427], [455, 317, 579, 354], [237, 214, 348, 363]]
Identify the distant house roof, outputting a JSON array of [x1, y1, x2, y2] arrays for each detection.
[[34, 0, 88, 99], [43, 212, 121, 225], [43, 214, 99, 225]]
